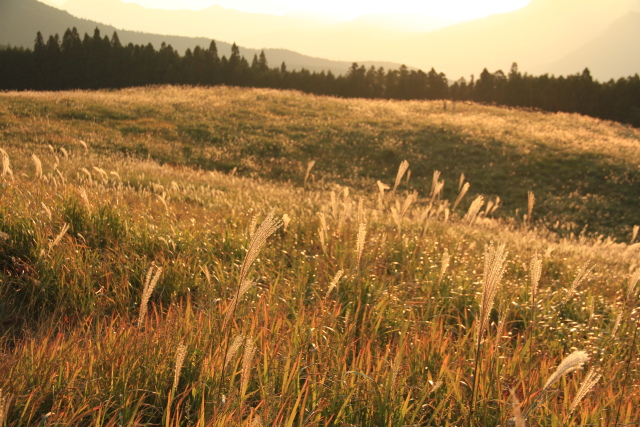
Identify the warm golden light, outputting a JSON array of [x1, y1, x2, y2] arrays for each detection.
[[100, 0, 531, 22]]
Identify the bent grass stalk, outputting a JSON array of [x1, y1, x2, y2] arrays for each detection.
[[218, 211, 281, 404], [523, 350, 590, 420], [469, 242, 507, 426], [392, 160, 409, 193]]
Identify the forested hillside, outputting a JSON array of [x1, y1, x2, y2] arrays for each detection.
[[1, 27, 640, 127]]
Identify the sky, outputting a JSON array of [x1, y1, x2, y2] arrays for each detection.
[[47, 0, 532, 22]]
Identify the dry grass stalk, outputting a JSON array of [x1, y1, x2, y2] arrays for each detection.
[[428, 379, 443, 395], [626, 267, 640, 301], [318, 212, 328, 254], [325, 269, 344, 299], [530, 253, 543, 305], [1, 148, 14, 181], [92, 166, 108, 181], [430, 170, 442, 199], [304, 160, 315, 186], [241, 336, 257, 396], [78, 140, 88, 151], [452, 182, 470, 211], [224, 334, 245, 369], [79, 187, 91, 211], [469, 242, 507, 425], [0, 389, 10, 427], [632, 225, 639, 243], [543, 351, 589, 390], [42, 202, 52, 221], [527, 191, 535, 223], [223, 280, 255, 328], [391, 351, 402, 388], [224, 211, 281, 328], [31, 154, 43, 180], [569, 368, 601, 414], [48, 223, 70, 254], [393, 160, 409, 193], [438, 249, 450, 285], [282, 214, 291, 233], [401, 192, 417, 217], [464, 196, 484, 224], [458, 172, 466, 191], [79, 167, 93, 184], [611, 311, 623, 338], [509, 388, 526, 427], [137, 266, 163, 328], [356, 223, 367, 268], [523, 351, 590, 420], [478, 242, 507, 345], [562, 263, 593, 304], [238, 210, 282, 285], [248, 213, 258, 238], [376, 180, 390, 196], [172, 343, 188, 393]]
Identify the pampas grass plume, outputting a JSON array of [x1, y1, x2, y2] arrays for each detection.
[[31, 154, 43, 180], [393, 160, 409, 193], [569, 368, 601, 414], [137, 266, 162, 328], [356, 223, 366, 267], [543, 350, 589, 390], [172, 343, 187, 393], [478, 242, 507, 344], [530, 253, 542, 304], [241, 336, 257, 396]]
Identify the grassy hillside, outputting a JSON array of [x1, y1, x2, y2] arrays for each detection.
[[2, 86, 638, 239], [0, 86, 639, 426]]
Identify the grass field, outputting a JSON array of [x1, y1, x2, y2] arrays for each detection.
[[0, 86, 639, 426]]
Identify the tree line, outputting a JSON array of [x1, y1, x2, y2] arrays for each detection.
[[1, 27, 639, 127]]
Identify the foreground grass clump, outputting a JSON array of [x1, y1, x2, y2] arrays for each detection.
[[0, 87, 639, 426]]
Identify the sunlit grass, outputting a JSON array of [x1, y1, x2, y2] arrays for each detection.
[[0, 86, 638, 425]]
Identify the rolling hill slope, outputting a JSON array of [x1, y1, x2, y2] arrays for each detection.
[[1, 86, 638, 239]]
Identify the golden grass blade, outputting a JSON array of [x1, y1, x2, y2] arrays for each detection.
[[477, 242, 507, 345], [304, 160, 315, 186], [569, 368, 601, 414], [241, 336, 257, 397], [31, 154, 43, 180], [393, 160, 409, 193], [172, 343, 188, 393], [325, 269, 344, 299], [530, 253, 543, 304], [452, 182, 470, 212], [137, 266, 162, 329], [356, 223, 367, 268], [542, 350, 589, 390]]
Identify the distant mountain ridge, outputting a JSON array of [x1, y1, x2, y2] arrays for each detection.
[[549, 12, 640, 80], [45, 0, 640, 80], [0, 0, 405, 75]]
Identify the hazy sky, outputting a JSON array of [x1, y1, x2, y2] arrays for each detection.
[[48, 0, 532, 21]]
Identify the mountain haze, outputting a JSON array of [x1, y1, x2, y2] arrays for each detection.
[[60, 0, 451, 61], [50, 0, 640, 79], [0, 0, 404, 75], [549, 12, 640, 80], [373, 0, 638, 79]]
